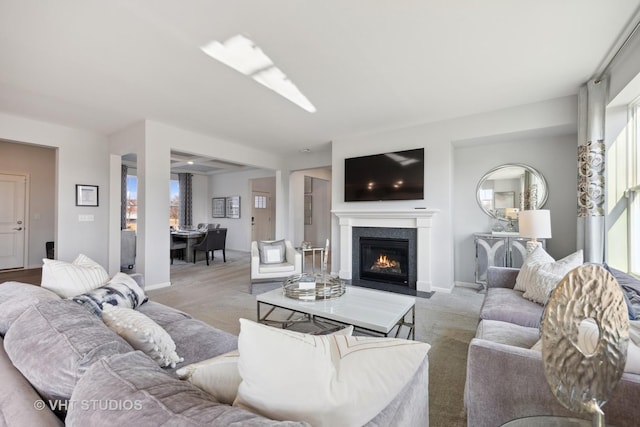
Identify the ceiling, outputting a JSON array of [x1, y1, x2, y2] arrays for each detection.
[[1, 1, 639, 158]]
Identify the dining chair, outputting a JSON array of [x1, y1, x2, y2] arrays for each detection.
[[193, 228, 227, 265]]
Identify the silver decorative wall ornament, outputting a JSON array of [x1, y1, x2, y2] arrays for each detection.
[[541, 264, 629, 426], [577, 140, 605, 217]]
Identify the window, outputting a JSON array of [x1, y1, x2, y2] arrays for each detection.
[[629, 102, 640, 275], [254, 195, 267, 209], [609, 100, 640, 276], [170, 179, 179, 228], [126, 175, 137, 231]]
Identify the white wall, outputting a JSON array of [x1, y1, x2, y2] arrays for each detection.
[[209, 168, 277, 251], [454, 134, 578, 284], [332, 96, 578, 291], [0, 112, 110, 267], [0, 140, 55, 267]]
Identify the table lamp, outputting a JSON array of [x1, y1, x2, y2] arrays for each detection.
[[518, 209, 551, 250]]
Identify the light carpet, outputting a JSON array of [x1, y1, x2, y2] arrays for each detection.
[[149, 250, 484, 427]]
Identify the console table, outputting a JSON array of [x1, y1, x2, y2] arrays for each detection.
[[475, 233, 546, 289]]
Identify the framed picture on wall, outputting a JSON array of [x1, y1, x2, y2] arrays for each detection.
[[226, 195, 240, 219], [212, 197, 226, 218], [76, 184, 99, 207]]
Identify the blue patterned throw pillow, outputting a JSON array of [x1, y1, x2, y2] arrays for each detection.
[[72, 272, 147, 316]]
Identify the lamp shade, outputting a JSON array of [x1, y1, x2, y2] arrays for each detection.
[[518, 209, 552, 239]]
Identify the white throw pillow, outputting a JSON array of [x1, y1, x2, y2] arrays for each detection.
[[176, 325, 354, 405], [101, 303, 183, 368], [515, 246, 583, 293], [522, 269, 564, 305], [41, 254, 110, 298], [233, 319, 429, 427], [177, 350, 241, 404], [258, 240, 286, 264]]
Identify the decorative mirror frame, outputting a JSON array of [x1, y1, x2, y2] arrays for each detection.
[[476, 163, 548, 220]]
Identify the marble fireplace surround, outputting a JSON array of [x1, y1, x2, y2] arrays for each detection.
[[333, 209, 439, 292]]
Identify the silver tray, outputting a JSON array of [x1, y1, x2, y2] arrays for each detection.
[[283, 273, 345, 300]]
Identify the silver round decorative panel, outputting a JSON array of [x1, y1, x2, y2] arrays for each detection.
[[541, 264, 628, 415]]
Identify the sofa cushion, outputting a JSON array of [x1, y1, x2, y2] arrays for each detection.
[[233, 318, 430, 427], [476, 319, 540, 349], [258, 240, 287, 264], [259, 262, 296, 274], [3, 300, 133, 402], [101, 303, 183, 368], [163, 318, 238, 373], [0, 337, 64, 426], [67, 351, 307, 426], [41, 253, 110, 297], [480, 288, 544, 328], [136, 300, 193, 328], [72, 272, 148, 316], [514, 246, 583, 292], [0, 281, 61, 335]]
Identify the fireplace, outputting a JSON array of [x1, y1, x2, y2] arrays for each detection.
[[351, 226, 417, 289], [360, 238, 409, 285]]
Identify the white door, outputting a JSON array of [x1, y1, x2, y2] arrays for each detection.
[[251, 191, 274, 242], [0, 174, 26, 270]]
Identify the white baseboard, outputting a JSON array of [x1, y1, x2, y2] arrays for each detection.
[[145, 281, 171, 291], [430, 283, 454, 293]]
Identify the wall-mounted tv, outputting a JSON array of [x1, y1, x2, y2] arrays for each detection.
[[344, 148, 424, 202]]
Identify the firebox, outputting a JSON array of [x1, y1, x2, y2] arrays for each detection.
[[359, 237, 409, 285]]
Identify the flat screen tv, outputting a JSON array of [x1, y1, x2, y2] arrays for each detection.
[[344, 148, 424, 202]]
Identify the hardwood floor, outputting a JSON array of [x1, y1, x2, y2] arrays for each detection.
[[0, 268, 41, 285]]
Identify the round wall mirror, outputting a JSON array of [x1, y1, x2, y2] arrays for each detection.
[[476, 163, 548, 220]]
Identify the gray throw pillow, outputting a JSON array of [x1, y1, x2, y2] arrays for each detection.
[[3, 300, 133, 403], [258, 240, 286, 264]]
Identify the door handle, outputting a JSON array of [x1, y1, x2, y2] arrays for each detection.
[[13, 227, 22, 231]]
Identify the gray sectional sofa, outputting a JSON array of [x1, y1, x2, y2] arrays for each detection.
[[0, 277, 429, 426], [465, 266, 640, 427]]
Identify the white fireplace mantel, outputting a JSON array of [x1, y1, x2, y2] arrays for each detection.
[[332, 208, 439, 292]]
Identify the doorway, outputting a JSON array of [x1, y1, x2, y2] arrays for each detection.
[[250, 177, 275, 242], [0, 173, 27, 270]]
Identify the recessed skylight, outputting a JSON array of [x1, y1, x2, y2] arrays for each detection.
[[201, 34, 316, 113]]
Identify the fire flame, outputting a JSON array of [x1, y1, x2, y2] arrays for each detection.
[[375, 254, 398, 269]]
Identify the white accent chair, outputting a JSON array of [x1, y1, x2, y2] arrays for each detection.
[[250, 240, 302, 284]]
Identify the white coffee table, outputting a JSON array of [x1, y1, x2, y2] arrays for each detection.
[[256, 285, 416, 339]]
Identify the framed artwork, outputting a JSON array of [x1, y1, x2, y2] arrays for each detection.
[[212, 197, 226, 218], [76, 184, 99, 207], [226, 195, 240, 219], [494, 191, 515, 209]]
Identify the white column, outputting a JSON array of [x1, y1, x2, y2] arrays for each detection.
[[415, 216, 433, 292], [338, 216, 352, 280]]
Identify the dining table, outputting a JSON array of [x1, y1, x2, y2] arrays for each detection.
[[171, 229, 205, 263]]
